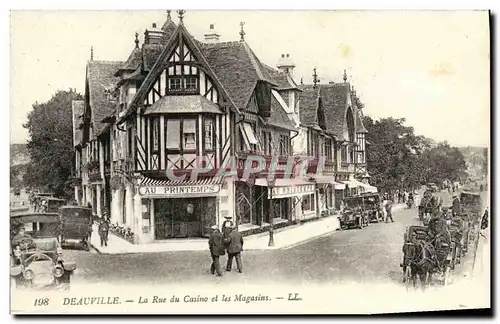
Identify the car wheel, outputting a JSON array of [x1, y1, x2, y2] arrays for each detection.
[[55, 272, 71, 291]]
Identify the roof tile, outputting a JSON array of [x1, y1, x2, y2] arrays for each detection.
[[87, 60, 123, 135]]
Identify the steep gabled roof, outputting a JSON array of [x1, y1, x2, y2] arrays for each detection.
[[318, 83, 349, 138], [298, 85, 320, 127], [198, 41, 258, 112], [116, 47, 142, 75], [198, 41, 283, 112], [87, 60, 122, 135], [120, 23, 240, 123], [72, 100, 84, 147]]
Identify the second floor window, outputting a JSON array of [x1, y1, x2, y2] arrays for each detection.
[[204, 117, 214, 151], [152, 118, 159, 152], [341, 145, 348, 163], [183, 119, 196, 151], [325, 138, 333, 162], [310, 131, 319, 157], [166, 119, 181, 150], [279, 134, 290, 156], [262, 130, 272, 155], [240, 122, 259, 152]]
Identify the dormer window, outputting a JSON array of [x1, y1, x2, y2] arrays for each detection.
[[167, 64, 199, 94]]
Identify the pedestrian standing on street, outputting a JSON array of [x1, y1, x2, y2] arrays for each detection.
[[208, 225, 225, 277], [226, 226, 244, 273], [382, 193, 389, 222], [385, 199, 394, 223], [87, 202, 94, 240], [451, 193, 461, 217], [98, 217, 110, 247]]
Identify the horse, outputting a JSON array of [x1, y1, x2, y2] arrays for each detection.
[[403, 239, 437, 290]]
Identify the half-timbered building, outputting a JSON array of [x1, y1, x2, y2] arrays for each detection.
[[299, 71, 377, 209], [74, 11, 376, 245]]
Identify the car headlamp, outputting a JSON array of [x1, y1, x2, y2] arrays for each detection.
[[53, 265, 64, 278], [23, 268, 35, 280]]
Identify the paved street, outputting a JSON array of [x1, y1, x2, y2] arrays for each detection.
[[67, 203, 426, 287]]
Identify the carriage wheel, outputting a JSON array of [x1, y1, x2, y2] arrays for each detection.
[[404, 267, 412, 291]]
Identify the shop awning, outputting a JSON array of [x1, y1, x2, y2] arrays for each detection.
[[342, 180, 366, 188], [139, 176, 223, 186], [363, 185, 378, 193], [137, 176, 224, 198], [309, 174, 344, 189], [254, 178, 316, 199]]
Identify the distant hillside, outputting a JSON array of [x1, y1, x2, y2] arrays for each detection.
[[10, 143, 29, 166], [10, 143, 29, 189], [459, 146, 487, 179]]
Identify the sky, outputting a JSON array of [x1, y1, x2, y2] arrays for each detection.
[[9, 10, 490, 147]]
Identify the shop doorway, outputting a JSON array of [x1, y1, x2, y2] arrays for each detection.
[[154, 197, 216, 239]]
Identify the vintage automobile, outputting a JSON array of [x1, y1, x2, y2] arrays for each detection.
[[59, 206, 93, 251], [339, 196, 368, 229], [10, 213, 76, 290], [360, 193, 381, 223]]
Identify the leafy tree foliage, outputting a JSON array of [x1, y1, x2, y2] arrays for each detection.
[[23, 89, 83, 198], [363, 116, 468, 193]]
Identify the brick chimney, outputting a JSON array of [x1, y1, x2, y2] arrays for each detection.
[[277, 53, 296, 77], [204, 24, 220, 43]]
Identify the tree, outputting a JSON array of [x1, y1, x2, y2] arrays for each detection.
[[363, 116, 427, 193], [363, 116, 467, 193], [23, 89, 83, 198]]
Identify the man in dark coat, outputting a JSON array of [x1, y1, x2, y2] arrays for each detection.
[[208, 225, 225, 277], [451, 193, 461, 217], [226, 227, 244, 273], [98, 217, 110, 247], [385, 200, 394, 223]]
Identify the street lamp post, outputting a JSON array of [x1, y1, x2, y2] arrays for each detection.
[[268, 177, 276, 247]]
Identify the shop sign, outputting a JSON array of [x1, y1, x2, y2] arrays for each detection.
[[139, 184, 221, 196], [269, 184, 315, 199]]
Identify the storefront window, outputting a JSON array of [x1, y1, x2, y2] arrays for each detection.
[[154, 198, 216, 239], [302, 194, 315, 212]]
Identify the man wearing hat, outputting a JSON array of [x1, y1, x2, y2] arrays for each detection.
[[451, 192, 461, 217], [226, 226, 244, 273], [208, 225, 225, 277], [11, 225, 34, 250]]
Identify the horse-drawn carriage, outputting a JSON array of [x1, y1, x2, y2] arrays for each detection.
[[401, 225, 453, 290], [459, 191, 483, 256], [418, 190, 442, 225]]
